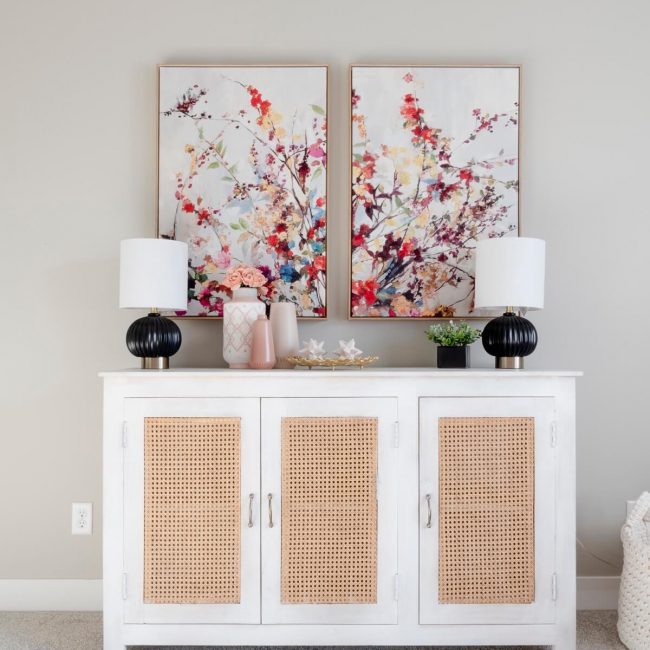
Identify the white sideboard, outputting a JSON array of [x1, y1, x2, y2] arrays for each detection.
[[101, 368, 579, 649]]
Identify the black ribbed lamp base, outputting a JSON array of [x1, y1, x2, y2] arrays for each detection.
[[482, 312, 537, 370], [126, 312, 181, 369]]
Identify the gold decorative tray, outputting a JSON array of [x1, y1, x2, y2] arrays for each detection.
[[287, 356, 379, 370]]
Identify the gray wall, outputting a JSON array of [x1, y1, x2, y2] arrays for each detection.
[[1, 0, 647, 579]]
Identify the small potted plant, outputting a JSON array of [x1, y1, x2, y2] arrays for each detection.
[[425, 320, 482, 369]]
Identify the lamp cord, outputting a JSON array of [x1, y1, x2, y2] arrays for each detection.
[[576, 537, 622, 571]]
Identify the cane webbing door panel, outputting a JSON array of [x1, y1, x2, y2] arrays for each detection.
[[144, 417, 241, 605], [281, 416, 377, 605], [419, 397, 556, 625], [261, 398, 398, 624], [438, 416, 535, 605], [123, 398, 260, 624]]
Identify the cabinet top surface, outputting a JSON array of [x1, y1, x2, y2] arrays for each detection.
[[100, 367, 581, 379]]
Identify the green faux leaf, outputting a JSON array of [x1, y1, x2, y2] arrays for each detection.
[[215, 141, 223, 154], [312, 167, 323, 180], [394, 195, 403, 208], [310, 104, 326, 115], [239, 218, 248, 229], [208, 162, 220, 169], [230, 223, 241, 230], [198, 126, 204, 139], [425, 321, 481, 346], [228, 164, 238, 175]]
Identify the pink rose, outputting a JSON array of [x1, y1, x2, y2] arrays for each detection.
[[223, 267, 243, 289], [241, 266, 266, 288]]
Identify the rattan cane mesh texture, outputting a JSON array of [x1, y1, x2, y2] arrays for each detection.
[[281, 417, 378, 604], [144, 417, 241, 604], [438, 417, 535, 604]]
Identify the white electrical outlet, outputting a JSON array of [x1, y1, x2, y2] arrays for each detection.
[[71, 502, 93, 535]]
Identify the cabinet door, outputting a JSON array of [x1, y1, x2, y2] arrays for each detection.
[[123, 398, 260, 624], [419, 397, 556, 625], [261, 398, 398, 624]]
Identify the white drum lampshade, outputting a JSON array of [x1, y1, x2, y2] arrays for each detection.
[[119, 238, 188, 311], [119, 238, 188, 369], [474, 237, 546, 370], [475, 237, 545, 311]]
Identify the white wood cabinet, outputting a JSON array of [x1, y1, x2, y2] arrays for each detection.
[[102, 368, 579, 650]]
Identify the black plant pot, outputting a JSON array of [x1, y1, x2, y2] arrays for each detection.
[[437, 346, 470, 369]]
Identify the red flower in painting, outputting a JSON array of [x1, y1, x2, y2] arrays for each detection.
[[197, 208, 211, 225], [314, 256, 326, 271], [352, 278, 379, 306], [353, 153, 376, 181], [398, 239, 415, 259], [352, 223, 371, 248], [400, 94, 423, 122], [182, 200, 195, 213], [412, 125, 437, 147], [247, 86, 272, 126], [459, 168, 473, 187]]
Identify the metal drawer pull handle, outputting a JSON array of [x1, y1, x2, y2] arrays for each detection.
[[267, 493, 274, 528], [248, 493, 254, 528], [425, 494, 432, 528]]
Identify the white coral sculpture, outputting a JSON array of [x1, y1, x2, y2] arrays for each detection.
[[298, 339, 326, 360], [334, 339, 363, 360]]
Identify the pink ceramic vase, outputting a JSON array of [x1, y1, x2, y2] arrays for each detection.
[[249, 315, 276, 370], [270, 302, 299, 368]]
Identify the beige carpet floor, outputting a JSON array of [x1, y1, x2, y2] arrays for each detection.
[[0, 610, 626, 650]]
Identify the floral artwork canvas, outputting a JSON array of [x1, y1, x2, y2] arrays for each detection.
[[350, 66, 519, 318], [158, 65, 328, 317]]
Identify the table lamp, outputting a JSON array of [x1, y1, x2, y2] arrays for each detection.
[[474, 237, 545, 369], [119, 238, 188, 369]]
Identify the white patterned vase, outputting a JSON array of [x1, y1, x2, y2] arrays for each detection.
[[223, 288, 266, 368]]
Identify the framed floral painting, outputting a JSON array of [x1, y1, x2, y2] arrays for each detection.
[[350, 65, 520, 319], [158, 65, 328, 317]]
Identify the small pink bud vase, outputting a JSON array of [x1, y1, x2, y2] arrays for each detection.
[[222, 287, 266, 368], [249, 315, 276, 370], [270, 302, 299, 369]]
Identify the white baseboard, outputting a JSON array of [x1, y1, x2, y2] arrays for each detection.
[[577, 576, 620, 610], [0, 580, 102, 611], [0, 577, 617, 612]]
